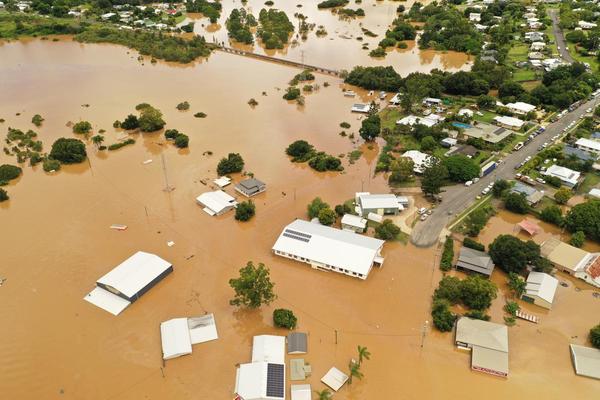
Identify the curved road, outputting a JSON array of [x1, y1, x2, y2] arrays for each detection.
[[410, 97, 599, 247], [549, 9, 574, 64]]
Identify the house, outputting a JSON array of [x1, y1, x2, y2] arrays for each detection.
[[575, 138, 600, 155], [356, 192, 404, 217], [196, 190, 238, 215], [423, 97, 442, 107], [475, 24, 488, 32], [235, 178, 266, 197], [528, 51, 544, 60], [84, 252, 173, 315], [564, 146, 597, 162], [341, 214, 367, 233], [469, 13, 481, 22], [100, 12, 116, 20], [521, 272, 558, 309], [494, 116, 525, 130], [389, 92, 403, 105], [528, 21, 543, 29], [213, 176, 231, 188], [589, 188, 600, 199], [351, 103, 372, 113], [287, 332, 308, 354], [506, 102, 536, 115], [455, 317, 509, 377], [272, 219, 385, 280], [402, 150, 435, 173], [160, 314, 219, 360], [441, 137, 458, 148], [321, 367, 349, 391], [396, 115, 439, 128], [530, 41, 546, 51], [540, 238, 600, 288], [291, 384, 312, 400], [570, 344, 600, 380], [511, 182, 544, 205], [456, 247, 495, 277], [578, 20, 597, 30], [235, 335, 286, 400], [543, 165, 581, 188], [524, 31, 544, 42], [457, 108, 474, 118]]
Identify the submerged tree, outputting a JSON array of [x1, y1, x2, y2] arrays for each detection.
[[229, 261, 276, 308]]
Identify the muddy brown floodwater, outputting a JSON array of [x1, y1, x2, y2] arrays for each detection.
[[0, 12, 597, 400]]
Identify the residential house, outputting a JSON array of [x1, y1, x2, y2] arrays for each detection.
[[455, 247, 495, 277], [510, 182, 544, 205], [494, 116, 525, 130], [521, 272, 558, 309], [541, 238, 600, 288], [506, 102, 536, 115], [564, 146, 597, 162], [396, 115, 440, 128], [543, 165, 581, 188], [469, 13, 481, 22], [160, 314, 219, 360], [351, 103, 372, 113], [575, 138, 600, 155], [235, 178, 267, 197], [402, 150, 436, 173], [196, 190, 238, 216], [355, 192, 404, 217], [578, 20, 598, 30]]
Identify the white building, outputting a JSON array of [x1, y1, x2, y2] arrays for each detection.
[[100, 12, 116, 20], [530, 41, 546, 51], [570, 344, 600, 380], [458, 108, 474, 118], [160, 314, 219, 360], [455, 317, 509, 377], [494, 115, 525, 130], [469, 13, 481, 22], [195, 190, 238, 216], [589, 188, 600, 199], [396, 115, 439, 128], [544, 165, 581, 188], [423, 97, 442, 106], [575, 138, 600, 154], [402, 150, 435, 173], [578, 20, 598, 30], [521, 272, 558, 309], [506, 102, 536, 115], [355, 192, 404, 216], [272, 219, 385, 280], [351, 103, 372, 113], [389, 92, 403, 105], [235, 335, 286, 400], [341, 214, 367, 233], [84, 251, 173, 315]]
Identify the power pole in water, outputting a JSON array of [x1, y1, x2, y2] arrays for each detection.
[[421, 320, 429, 348], [161, 153, 174, 192]]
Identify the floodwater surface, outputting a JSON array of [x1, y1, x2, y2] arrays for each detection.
[[0, 13, 597, 400]]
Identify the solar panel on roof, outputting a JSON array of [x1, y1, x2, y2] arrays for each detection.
[[266, 363, 284, 398], [284, 229, 312, 239], [282, 232, 310, 242]]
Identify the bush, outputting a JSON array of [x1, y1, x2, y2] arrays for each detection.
[[340, 122, 351, 129], [176, 101, 190, 110], [174, 134, 189, 148], [590, 324, 600, 349], [120, 114, 140, 130], [235, 200, 256, 221], [318, 0, 348, 9], [570, 231, 585, 248], [440, 236, 454, 271], [545, 175, 562, 188], [431, 299, 456, 332], [31, 114, 44, 127], [444, 155, 480, 182], [318, 207, 336, 226], [0, 164, 22, 184], [308, 152, 342, 172], [307, 197, 330, 219], [286, 140, 315, 162], [42, 158, 61, 172], [108, 138, 135, 151], [492, 179, 510, 197], [504, 301, 520, 316], [0, 188, 8, 202], [273, 308, 297, 329], [463, 237, 484, 252], [165, 129, 180, 140], [49, 138, 86, 164], [283, 87, 301, 100], [375, 219, 401, 240], [217, 153, 245, 175], [194, 112, 207, 118], [554, 188, 572, 205], [540, 205, 563, 226], [72, 121, 92, 135]]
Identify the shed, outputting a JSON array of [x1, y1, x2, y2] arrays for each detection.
[[570, 344, 600, 380], [160, 314, 219, 360], [321, 367, 349, 391], [518, 220, 541, 236], [341, 214, 367, 233], [441, 137, 458, 148], [287, 332, 308, 354], [291, 384, 312, 400], [521, 272, 558, 309], [235, 178, 267, 197], [351, 103, 372, 113], [456, 247, 495, 277], [455, 317, 509, 377], [213, 176, 231, 188], [196, 190, 238, 216], [589, 188, 600, 199], [84, 251, 173, 315], [252, 335, 286, 364], [235, 362, 285, 400]]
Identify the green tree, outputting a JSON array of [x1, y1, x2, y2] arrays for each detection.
[[431, 298, 456, 332], [590, 324, 600, 349], [507, 272, 526, 298], [307, 197, 330, 219], [421, 159, 448, 197], [464, 310, 490, 321], [0, 188, 8, 202], [315, 389, 332, 400], [273, 308, 297, 329], [359, 114, 381, 141], [492, 179, 510, 197], [91, 134, 105, 148], [504, 192, 529, 214], [217, 153, 245, 175], [138, 106, 166, 132], [235, 200, 256, 221], [31, 114, 44, 127], [533, 257, 554, 274], [570, 231, 586, 248], [434, 275, 462, 304], [420, 135, 436, 152], [73, 121, 92, 135], [554, 188, 573, 205], [42, 158, 60, 172], [286, 140, 315, 162], [229, 261, 276, 308], [489, 235, 540, 274], [443, 155, 480, 182], [565, 200, 600, 241], [440, 236, 454, 271], [49, 138, 87, 164], [460, 275, 497, 310], [357, 345, 371, 365], [174, 134, 190, 148], [318, 207, 336, 226], [121, 114, 140, 130], [347, 360, 363, 384], [374, 219, 401, 240], [540, 205, 563, 226], [0, 164, 22, 184], [388, 158, 414, 184]]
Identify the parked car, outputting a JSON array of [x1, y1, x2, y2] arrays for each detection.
[[418, 207, 427, 215], [473, 177, 480, 183], [420, 214, 428, 221], [536, 177, 546, 184], [465, 180, 473, 187], [514, 142, 524, 151]]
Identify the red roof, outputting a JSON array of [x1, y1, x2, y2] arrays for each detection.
[[518, 220, 541, 235], [587, 256, 600, 279]]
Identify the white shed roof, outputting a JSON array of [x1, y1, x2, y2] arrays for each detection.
[[236, 361, 285, 400], [570, 344, 600, 379], [506, 102, 536, 113], [83, 287, 131, 315], [358, 193, 403, 211], [195, 190, 237, 215], [341, 214, 367, 229], [321, 367, 348, 391], [494, 115, 525, 128], [589, 188, 600, 199], [96, 251, 172, 299], [252, 335, 286, 364], [291, 384, 312, 400], [161, 318, 193, 360], [272, 219, 385, 276], [525, 272, 558, 305]]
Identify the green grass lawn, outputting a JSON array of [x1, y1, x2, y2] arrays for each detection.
[[513, 69, 537, 82], [380, 108, 403, 131], [534, 195, 558, 212], [544, 24, 559, 57], [473, 110, 497, 124], [507, 43, 529, 63], [577, 172, 600, 195]]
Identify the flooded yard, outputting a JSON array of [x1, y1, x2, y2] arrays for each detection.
[[0, 11, 597, 400]]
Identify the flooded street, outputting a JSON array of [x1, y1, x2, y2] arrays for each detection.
[[0, 11, 597, 400]]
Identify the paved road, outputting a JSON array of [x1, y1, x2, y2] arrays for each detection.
[[410, 97, 599, 247], [549, 9, 574, 64]]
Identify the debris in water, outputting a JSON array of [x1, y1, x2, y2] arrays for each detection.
[[142, 159, 153, 165], [0, 278, 6, 286], [185, 255, 195, 260], [167, 241, 175, 247], [110, 224, 128, 231]]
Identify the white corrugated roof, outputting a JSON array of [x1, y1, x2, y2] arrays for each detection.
[[494, 115, 525, 127], [570, 344, 600, 379], [83, 287, 131, 315], [525, 272, 558, 304], [272, 219, 384, 276], [456, 317, 508, 352], [576, 138, 600, 151], [195, 190, 237, 214], [545, 165, 581, 185], [589, 188, 600, 199], [358, 193, 403, 211], [506, 102, 536, 113], [161, 318, 193, 360], [341, 214, 367, 229], [235, 362, 267, 400], [321, 367, 349, 391], [96, 251, 172, 299], [252, 335, 285, 364], [291, 384, 312, 400]]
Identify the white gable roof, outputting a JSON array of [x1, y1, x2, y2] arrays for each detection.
[[272, 219, 384, 276], [195, 190, 237, 214], [96, 251, 172, 298], [358, 193, 403, 210], [576, 138, 600, 152], [341, 214, 367, 229], [525, 272, 558, 304], [161, 318, 193, 360], [252, 335, 285, 364]]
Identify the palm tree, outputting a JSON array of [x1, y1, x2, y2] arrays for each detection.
[[91, 134, 104, 148], [347, 360, 363, 384], [357, 345, 371, 365], [315, 388, 332, 400]]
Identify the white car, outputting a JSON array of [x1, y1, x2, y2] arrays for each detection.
[[420, 214, 428, 221], [418, 207, 427, 215], [536, 177, 546, 184], [473, 177, 480, 183], [482, 188, 490, 195], [465, 180, 473, 187]]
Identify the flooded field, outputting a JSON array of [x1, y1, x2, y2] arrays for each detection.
[[0, 9, 597, 400]]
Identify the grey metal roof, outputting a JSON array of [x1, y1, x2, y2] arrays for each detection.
[[511, 182, 537, 196], [456, 247, 495, 276], [238, 178, 265, 190], [570, 344, 600, 380], [564, 146, 596, 161], [287, 332, 308, 354]]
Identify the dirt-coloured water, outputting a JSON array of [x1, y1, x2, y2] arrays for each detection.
[[0, 9, 598, 400]]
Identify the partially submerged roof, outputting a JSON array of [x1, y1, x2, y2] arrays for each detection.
[[196, 190, 237, 215], [525, 272, 558, 304], [213, 176, 231, 188], [236, 362, 285, 400], [456, 317, 508, 353], [518, 220, 541, 235], [321, 367, 349, 391], [287, 332, 308, 354], [160, 314, 219, 360], [252, 335, 286, 364], [96, 251, 172, 299], [272, 219, 385, 276], [456, 247, 495, 276], [541, 237, 589, 273], [84, 286, 131, 316], [291, 384, 312, 400], [237, 178, 265, 190], [570, 344, 600, 380]]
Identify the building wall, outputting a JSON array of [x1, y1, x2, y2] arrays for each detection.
[[521, 294, 551, 309], [273, 250, 369, 280], [341, 223, 365, 233], [97, 265, 174, 302]]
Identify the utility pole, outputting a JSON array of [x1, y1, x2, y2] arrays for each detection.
[[300, 50, 305, 68], [161, 152, 174, 192], [421, 320, 429, 348]]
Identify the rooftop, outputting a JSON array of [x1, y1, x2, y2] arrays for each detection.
[[525, 272, 558, 304], [540, 237, 589, 273], [570, 344, 600, 380], [357, 193, 404, 211], [456, 247, 495, 276], [576, 138, 600, 152]]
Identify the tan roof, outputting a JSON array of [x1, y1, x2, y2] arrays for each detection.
[[456, 317, 508, 352], [570, 344, 600, 380], [472, 346, 509, 376], [540, 237, 589, 273]]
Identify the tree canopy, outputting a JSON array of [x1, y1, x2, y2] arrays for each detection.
[[217, 153, 245, 176], [229, 261, 276, 308], [564, 200, 600, 242], [489, 235, 540, 274], [49, 138, 87, 164], [443, 155, 480, 182]]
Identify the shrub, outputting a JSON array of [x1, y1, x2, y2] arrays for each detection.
[[504, 193, 529, 214], [440, 236, 454, 271], [464, 310, 490, 321], [174, 134, 189, 148], [492, 179, 510, 197], [194, 112, 207, 118], [318, 207, 336, 225], [0, 188, 8, 202], [283, 87, 301, 100], [463, 237, 484, 252], [273, 308, 297, 329], [431, 299, 456, 332], [570, 231, 585, 248], [235, 200, 256, 221], [504, 301, 520, 316], [540, 205, 563, 226], [120, 114, 140, 130], [308, 197, 330, 219], [590, 324, 600, 349], [286, 140, 315, 162], [308, 152, 342, 171], [176, 101, 190, 110], [375, 219, 401, 240], [0, 164, 22, 184], [31, 114, 44, 127], [108, 138, 135, 151], [49, 138, 87, 163], [165, 129, 180, 140], [554, 188, 573, 205], [42, 158, 61, 172], [340, 122, 351, 129], [73, 121, 92, 135], [217, 153, 245, 175]]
